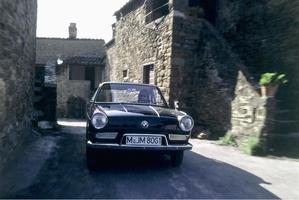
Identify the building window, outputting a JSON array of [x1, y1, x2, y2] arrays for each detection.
[[123, 69, 128, 78], [145, 0, 169, 24], [143, 64, 155, 84]]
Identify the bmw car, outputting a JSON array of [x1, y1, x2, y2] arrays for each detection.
[[86, 82, 194, 168]]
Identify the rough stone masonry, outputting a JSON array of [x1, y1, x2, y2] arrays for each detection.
[[106, 0, 283, 150], [216, 0, 299, 151], [0, 0, 37, 168], [106, 0, 174, 101]]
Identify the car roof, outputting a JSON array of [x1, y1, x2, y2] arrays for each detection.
[[99, 82, 158, 87]]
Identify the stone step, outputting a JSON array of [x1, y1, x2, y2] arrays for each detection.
[[275, 100, 297, 108], [276, 100, 298, 109], [274, 109, 292, 114], [272, 121, 299, 133], [270, 119, 299, 123], [273, 113, 299, 121], [267, 132, 299, 138], [273, 109, 294, 119], [267, 136, 299, 157]]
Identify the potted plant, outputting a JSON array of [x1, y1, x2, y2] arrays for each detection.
[[259, 72, 288, 97]]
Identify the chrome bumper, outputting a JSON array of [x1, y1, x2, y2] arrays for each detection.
[[86, 140, 192, 151]]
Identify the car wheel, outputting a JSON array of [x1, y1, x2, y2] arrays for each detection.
[[170, 151, 184, 167], [86, 147, 97, 170]]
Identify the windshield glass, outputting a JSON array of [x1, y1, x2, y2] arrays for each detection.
[[95, 83, 167, 107]]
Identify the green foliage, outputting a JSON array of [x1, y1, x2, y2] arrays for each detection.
[[241, 136, 264, 155], [218, 133, 238, 147], [259, 72, 288, 85]]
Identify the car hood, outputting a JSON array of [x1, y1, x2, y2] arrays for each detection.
[[96, 103, 183, 119]]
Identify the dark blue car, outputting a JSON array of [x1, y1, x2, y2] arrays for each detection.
[[86, 82, 194, 168]]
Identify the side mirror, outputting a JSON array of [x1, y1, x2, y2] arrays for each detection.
[[174, 100, 179, 110]]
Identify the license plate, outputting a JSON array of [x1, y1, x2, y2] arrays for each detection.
[[126, 135, 162, 146]]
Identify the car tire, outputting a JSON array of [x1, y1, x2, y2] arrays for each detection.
[[170, 151, 184, 167], [86, 147, 97, 170]]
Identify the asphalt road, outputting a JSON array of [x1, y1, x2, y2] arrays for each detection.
[[0, 119, 298, 199]]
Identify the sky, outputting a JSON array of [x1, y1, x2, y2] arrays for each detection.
[[37, 0, 129, 42]]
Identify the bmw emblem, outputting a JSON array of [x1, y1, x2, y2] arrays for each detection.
[[141, 120, 149, 129]]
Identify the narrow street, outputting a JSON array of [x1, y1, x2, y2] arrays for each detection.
[[0, 119, 298, 199]]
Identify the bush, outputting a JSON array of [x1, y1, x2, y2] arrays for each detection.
[[259, 72, 288, 85], [218, 133, 238, 147]]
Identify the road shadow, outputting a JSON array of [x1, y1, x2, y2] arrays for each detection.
[[3, 128, 277, 199]]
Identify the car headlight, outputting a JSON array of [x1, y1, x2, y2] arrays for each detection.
[[178, 115, 194, 132], [91, 112, 108, 129]]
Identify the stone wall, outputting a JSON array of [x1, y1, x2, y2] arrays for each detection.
[[168, 14, 269, 138], [0, 0, 37, 168], [230, 72, 269, 145], [106, 1, 174, 101], [216, 0, 299, 152], [56, 65, 90, 118], [168, 3, 278, 144], [169, 16, 237, 134], [106, 0, 269, 137], [106, 0, 279, 148]]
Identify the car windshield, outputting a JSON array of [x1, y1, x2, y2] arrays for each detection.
[[95, 83, 167, 107]]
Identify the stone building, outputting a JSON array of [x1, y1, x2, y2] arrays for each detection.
[[105, 0, 173, 101], [106, 0, 298, 152], [36, 23, 106, 118], [0, 0, 37, 168]]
